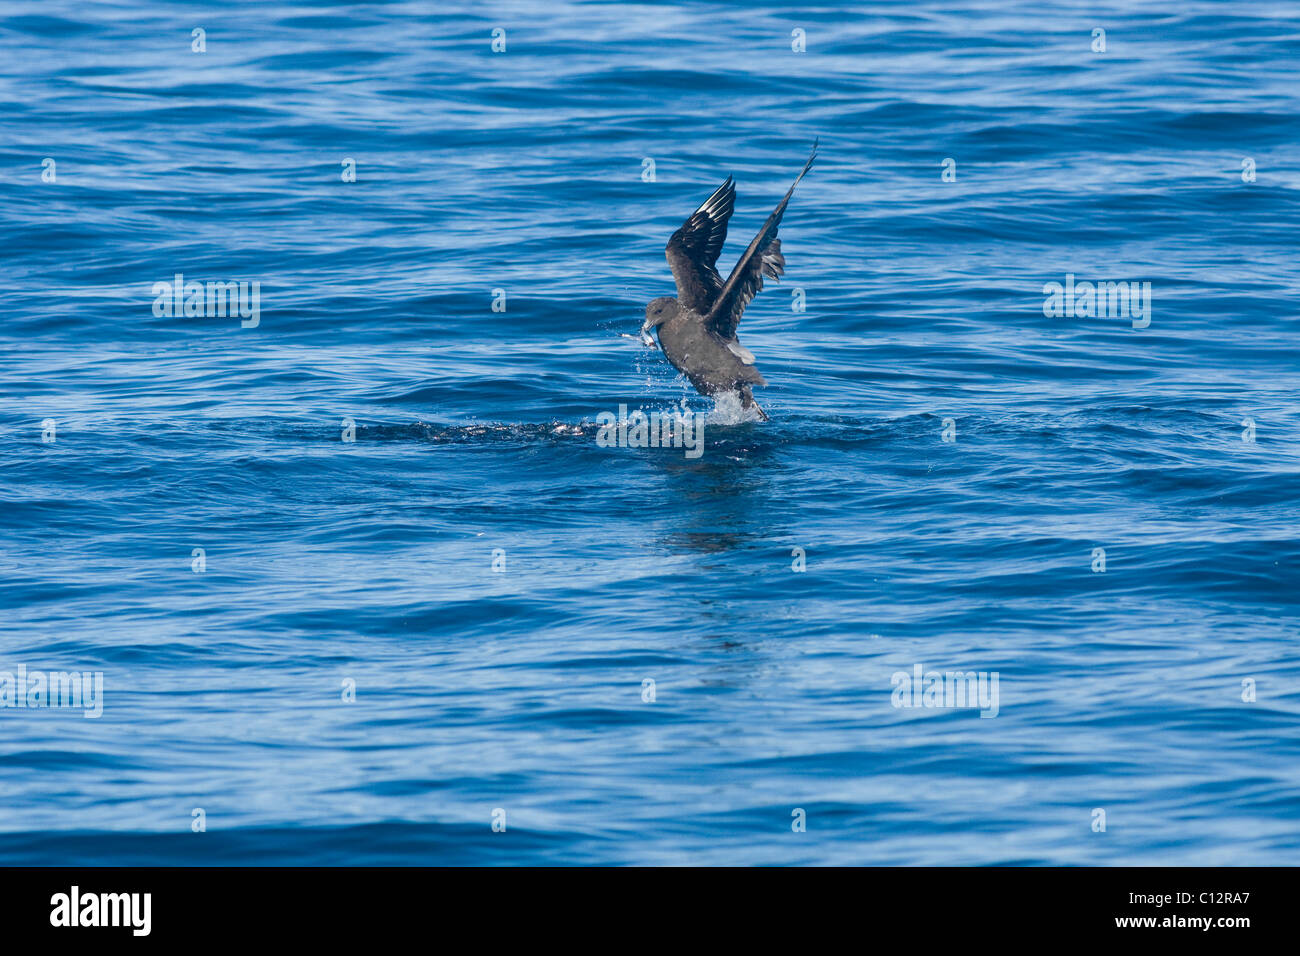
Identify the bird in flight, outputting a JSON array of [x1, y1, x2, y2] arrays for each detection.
[[639, 141, 817, 421]]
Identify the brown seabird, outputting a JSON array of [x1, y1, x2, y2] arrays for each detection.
[[639, 142, 817, 421]]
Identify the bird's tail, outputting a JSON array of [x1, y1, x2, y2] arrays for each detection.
[[741, 385, 769, 422]]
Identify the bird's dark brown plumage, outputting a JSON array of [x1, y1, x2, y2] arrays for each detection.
[[641, 142, 817, 421], [665, 176, 734, 313]]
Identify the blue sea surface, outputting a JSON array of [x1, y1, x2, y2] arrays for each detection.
[[1, 0, 1298, 865]]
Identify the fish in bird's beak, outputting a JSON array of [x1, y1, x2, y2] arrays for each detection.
[[619, 326, 659, 348]]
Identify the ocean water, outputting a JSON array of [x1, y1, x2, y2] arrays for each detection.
[[2, 0, 1299, 866]]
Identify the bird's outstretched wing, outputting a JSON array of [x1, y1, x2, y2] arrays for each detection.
[[705, 141, 816, 341], [665, 176, 736, 313]]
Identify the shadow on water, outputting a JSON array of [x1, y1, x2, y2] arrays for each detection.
[[648, 422, 792, 555], [337, 413, 813, 563]]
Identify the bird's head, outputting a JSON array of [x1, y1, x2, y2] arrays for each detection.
[[641, 297, 679, 336]]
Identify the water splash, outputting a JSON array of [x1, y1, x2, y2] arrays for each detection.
[[706, 391, 764, 426]]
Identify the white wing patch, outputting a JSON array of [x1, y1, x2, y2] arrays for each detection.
[[726, 340, 756, 365], [760, 242, 785, 280]]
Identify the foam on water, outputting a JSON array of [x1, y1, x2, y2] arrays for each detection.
[[705, 391, 765, 426]]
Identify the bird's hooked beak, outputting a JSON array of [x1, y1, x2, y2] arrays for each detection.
[[639, 320, 657, 348]]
